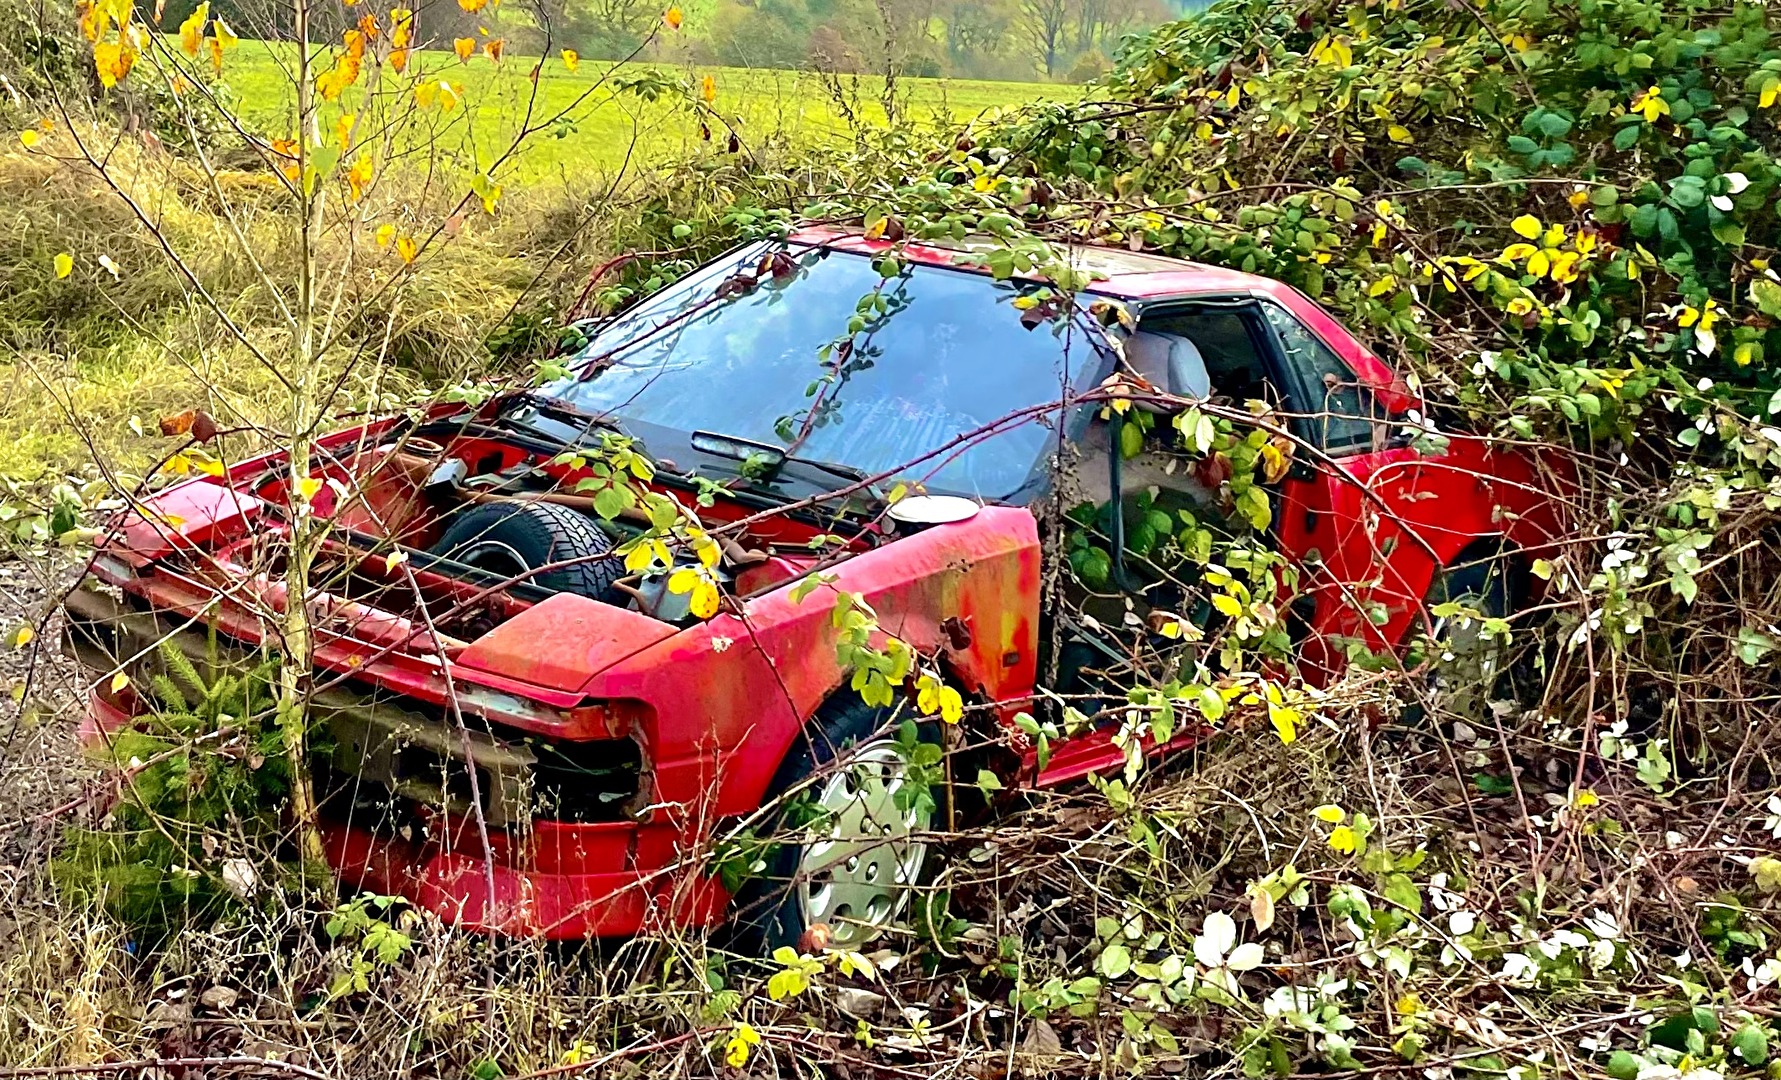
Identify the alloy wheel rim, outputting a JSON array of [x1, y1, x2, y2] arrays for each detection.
[[796, 739, 932, 948]]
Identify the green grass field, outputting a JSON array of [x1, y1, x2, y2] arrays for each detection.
[[212, 39, 1070, 181]]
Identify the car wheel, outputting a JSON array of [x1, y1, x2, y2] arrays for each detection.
[[732, 697, 942, 954], [430, 501, 624, 602], [1421, 557, 1515, 723]]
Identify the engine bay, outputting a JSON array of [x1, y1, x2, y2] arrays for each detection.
[[235, 419, 879, 641]]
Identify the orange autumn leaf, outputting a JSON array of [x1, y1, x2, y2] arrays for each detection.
[[454, 37, 474, 61], [458, 0, 487, 11], [664, 5, 682, 30], [700, 73, 715, 103], [561, 48, 578, 72], [356, 12, 379, 37], [389, 46, 408, 72], [316, 54, 361, 101], [177, 1, 207, 56], [343, 27, 367, 58], [483, 38, 503, 62]]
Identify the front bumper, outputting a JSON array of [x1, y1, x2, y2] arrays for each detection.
[[66, 585, 728, 939]]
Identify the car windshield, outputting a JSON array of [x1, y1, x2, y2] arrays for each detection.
[[538, 243, 1087, 501]]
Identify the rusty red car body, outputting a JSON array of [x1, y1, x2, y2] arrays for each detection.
[[66, 227, 1565, 939]]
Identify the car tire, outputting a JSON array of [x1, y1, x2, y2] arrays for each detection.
[[1419, 555, 1519, 723], [430, 501, 624, 602], [729, 696, 944, 955]]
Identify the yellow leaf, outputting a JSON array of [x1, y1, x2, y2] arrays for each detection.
[[79, 0, 105, 42], [1328, 824, 1359, 853], [93, 40, 136, 88], [52, 252, 72, 279], [561, 48, 578, 72], [624, 542, 657, 573], [388, 6, 412, 46], [864, 216, 887, 240], [667, 567, 699, 594], [691, 579, 720, 619], [1573, 788, 1599, 808], [1510, 214, 1542, 240], [1211, 593, 1243, 618], [664, 5, 683, 30], [1387, 124, 1412, 144], [335, 113, 355, 152], [384, 550, 409, 572], [937, 684, 963, 724], [294, 475, 324, 502], [110, 671, 130, 693], [701, 74, 716, 103], [11, 625, 36, 649], [209, 17, 236, 73], [413, 80, 436, 108], [374, 224, 396, 249], [1312, 804, 1345, 823], [1268, 702, 1300, 744], [178, 1, 207, 55], [395, 235, 418, 263], [454, 36, 474, 60], [458, 0, 487, 10], [345, 157, 373, 202], [17, 128, 36, 151], [725, 1023, 759, 1068]]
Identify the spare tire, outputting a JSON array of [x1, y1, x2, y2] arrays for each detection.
[[430, 501, 624, 602]]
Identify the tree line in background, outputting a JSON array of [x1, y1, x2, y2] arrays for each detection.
[[135, 0, 1214, 81]]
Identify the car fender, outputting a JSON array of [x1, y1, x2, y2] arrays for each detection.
[[580, 505, 1042, 823], [1296, 435, 1569, 660]]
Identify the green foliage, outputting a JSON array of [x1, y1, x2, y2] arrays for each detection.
[[51, 639, 294, 938]]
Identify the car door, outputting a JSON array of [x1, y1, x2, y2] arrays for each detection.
[[1034, 296, 1390, 785]]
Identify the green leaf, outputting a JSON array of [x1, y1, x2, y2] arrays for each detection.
[[1098, 942, 1132, 979], [1750, 279, 1781, 319], [1613, 124, 1641, 150], [975, 768, 1003, 794], [1605, 1051, 1641, 1080], [1381, 872, 1422, 914], [1731, 1023, 1769, 1066]]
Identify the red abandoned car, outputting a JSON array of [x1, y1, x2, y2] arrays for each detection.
[[65, 226, 1562, 949]]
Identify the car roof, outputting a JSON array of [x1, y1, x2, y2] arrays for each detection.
[[789, 224, 1276, 300]]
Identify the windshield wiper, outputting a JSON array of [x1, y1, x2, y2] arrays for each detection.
[[688, 430, 870, 486], [493, 394, 627, 447]]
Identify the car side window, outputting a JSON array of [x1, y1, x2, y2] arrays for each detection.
[[1259, 302, 1380, 453], [1128, 308, 1278, 408]]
